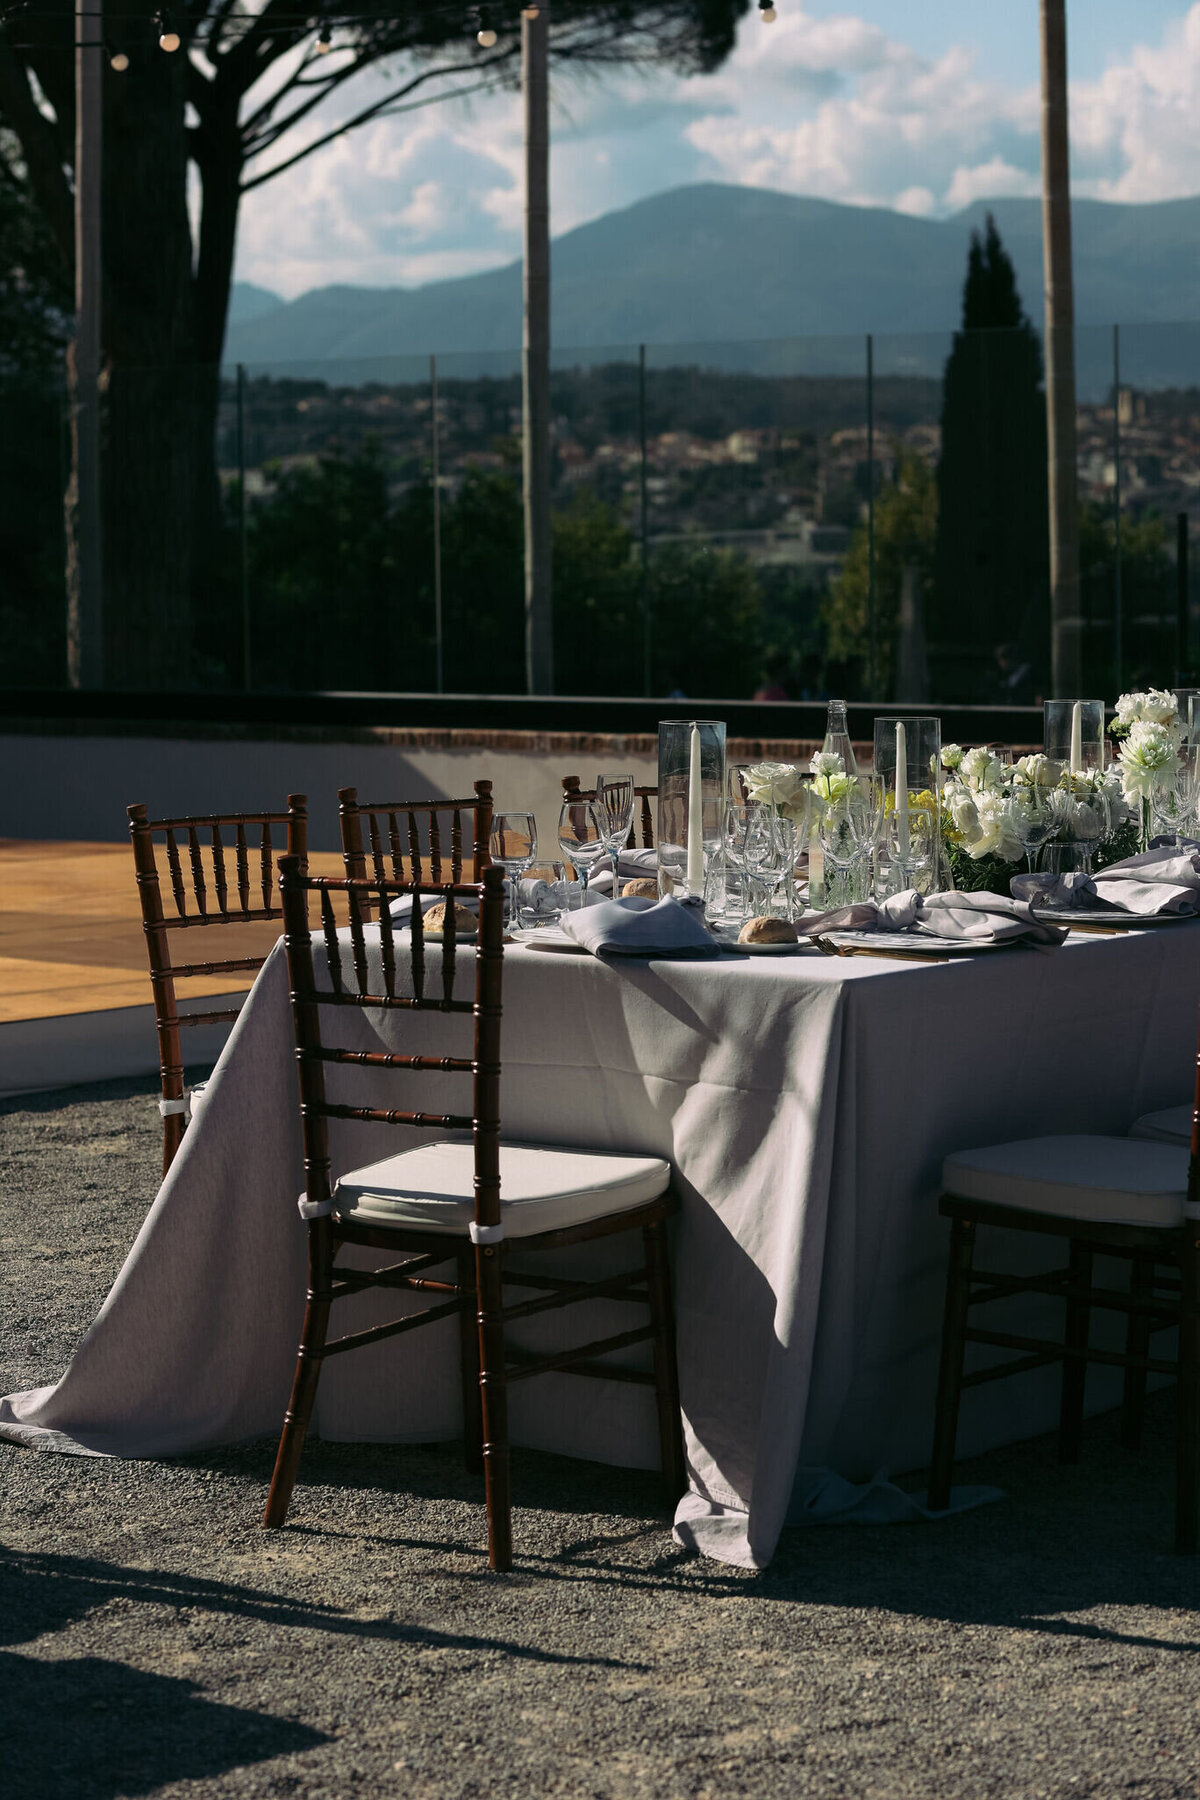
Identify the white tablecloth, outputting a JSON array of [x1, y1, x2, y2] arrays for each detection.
[[4, 924, 1200, 1568]]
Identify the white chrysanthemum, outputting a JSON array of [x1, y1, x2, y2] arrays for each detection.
[[959, 746, 1004, 792], [941, 744, 964, 771], [1119, 720, 1178, 801]]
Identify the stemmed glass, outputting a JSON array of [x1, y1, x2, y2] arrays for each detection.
[[489, 812, 537, 930], [846, 773, 885, 900], [743, 807, 796, 919], [558, 796, 608, 905], [724, 800, 755, 922], [595, 773, 635, 891], [1013, 788, 1057, 875]]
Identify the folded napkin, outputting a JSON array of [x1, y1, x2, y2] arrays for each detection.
[[1014, 846, 1200, 917], [559, 894, 720, 958], [517, 876, 565, 918], [586, 846, 659, 897], [803, 888, 1066, 948]]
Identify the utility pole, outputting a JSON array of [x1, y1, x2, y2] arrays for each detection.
[[431, 353, 444, 693], [67, 0, 103, 687], [522, 3, 553, 693], [1040, 0, 1082, 695]]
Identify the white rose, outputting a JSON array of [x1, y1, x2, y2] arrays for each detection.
[[1013, 752, 1061, 790], [947, 789, 980, 840], [971, 792, 1025, 864], [809, 750, 845, 779], [941, 744, 965, 771]]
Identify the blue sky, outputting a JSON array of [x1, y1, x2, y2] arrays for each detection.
[[235, 2, 1200, 297]]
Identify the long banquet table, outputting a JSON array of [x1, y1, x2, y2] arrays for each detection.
[[3, 921, 1200, 1568]]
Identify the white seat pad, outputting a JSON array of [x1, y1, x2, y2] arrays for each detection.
[[333, 1138, 670, 1236], [1130, 1104, 1193, 1148], [942, 1135, 1191, 1228]]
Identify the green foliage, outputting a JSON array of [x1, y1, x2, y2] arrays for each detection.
[[821, 450, 938, 695], [945, 842, 1023, 895], [235, 458, 764, 696], [930, 215, 1048, 702]]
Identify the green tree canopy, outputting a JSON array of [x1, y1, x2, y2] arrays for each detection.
[[822, 449, 937, 698]]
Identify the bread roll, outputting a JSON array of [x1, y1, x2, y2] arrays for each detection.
[[622, 879, 659, 899], [738, 915, 798, 945], [422, 901, 478, 938]]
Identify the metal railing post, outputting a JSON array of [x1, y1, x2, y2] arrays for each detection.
[[866, 332, 876, 697], [431, 353, 443, 693], [640, 343, 650, 697], [1113, 324, 1122, 691], [237, 363, 251, 689]]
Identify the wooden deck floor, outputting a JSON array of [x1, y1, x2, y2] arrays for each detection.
[[0, 841, 343, 1025]]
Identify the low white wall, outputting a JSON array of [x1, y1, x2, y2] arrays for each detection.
[[0, 732, 658, 854]]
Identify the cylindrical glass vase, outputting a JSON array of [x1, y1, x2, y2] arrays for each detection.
[[873, 715, 941, 895], [657, 719, 726, 900], [1044, 699, 1106, 773]]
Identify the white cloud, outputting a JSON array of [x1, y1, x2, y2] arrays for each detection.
[[232, 5, 1200, 298]]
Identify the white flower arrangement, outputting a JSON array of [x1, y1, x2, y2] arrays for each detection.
[[1113, 688, 1178, 731], [1117, 717, 1179, 803], [808, 749, 853, 805], [743, 761, 811, 826]]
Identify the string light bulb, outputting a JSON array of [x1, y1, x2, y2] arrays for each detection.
[[476, 9, 497, 46], [158, 14, 181, 51], [109, 47, 129, 70], [759, 0, 777, 18], [316, 23, 332, 51], [521, 5, 539, 15]]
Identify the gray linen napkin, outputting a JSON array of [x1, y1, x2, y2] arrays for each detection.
[[803, 888, 1066, 948], [1013, 846, 1200, 917], [559, 894, 720, 957]]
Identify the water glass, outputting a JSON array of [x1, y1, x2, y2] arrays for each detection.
[[489, 811, 537, 929], [515, 860, 570, 931]]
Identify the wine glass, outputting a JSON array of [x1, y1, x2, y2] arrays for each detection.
[[846, 772, 885, 901], [558, 796, 607, 905], [489, 811, 537, 930], [743, 807, 796, 919], [596, 773, 635, 891], [724, 800, 755, 922], [1012, 790, 1057, 876]]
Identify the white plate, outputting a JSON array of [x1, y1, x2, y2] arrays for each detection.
[[716, 938, 811, 956], [824, 930, 1012, 955], [1032, 907, 1196, 929]]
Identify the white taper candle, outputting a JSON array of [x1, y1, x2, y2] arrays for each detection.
[[687, 722, 705, 894], [895, 720, 910, 862], [1070, 701, 1082, 775]]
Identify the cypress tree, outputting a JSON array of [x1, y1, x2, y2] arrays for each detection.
[[930, 215, 1049, 701]]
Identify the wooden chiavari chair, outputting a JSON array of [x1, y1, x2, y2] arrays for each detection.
[[263, 859, 685, 1571], [338, 780, 493, 888], [561, 775, 657, 849], [928, 1008, 1200, 1551], [128, 797, 308, 1176]]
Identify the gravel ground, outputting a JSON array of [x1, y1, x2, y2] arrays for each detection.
[[3, 1076, 1200, 1800]]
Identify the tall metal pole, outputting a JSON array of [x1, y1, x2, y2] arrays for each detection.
[[1178, 513, 1190, 683], [866, 332, 876, 697], [1113, 324, 1122, 691], [431, 353, 444, 693], [68, 0, 103, 688], [522, 4, 553, 693], [639, 343, 650, 696], [237, 364, 251, 690], [1040, 0, 1082, 696]]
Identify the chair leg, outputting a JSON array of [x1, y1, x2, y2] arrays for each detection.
[[1121, 1255, 1155, 1452], [928, 1214, 976, 1512], [644, 1219, 687, 1506], [457, 1247, 484, 1476], [474, 1244, 513, 1572], [263, 1220, 334, 1529], [162, 1110, 185, 1178], [1059, 1240, 1093, 1464], [1176, 1225, 1200, 1555]]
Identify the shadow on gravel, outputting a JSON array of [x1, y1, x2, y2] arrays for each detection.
[[1, 1648, 326, 1800], [0, 1543, 644, 1670]]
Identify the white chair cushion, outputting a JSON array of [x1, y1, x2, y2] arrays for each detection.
[[942, 1135, 1192, 1228], [332, 1138, 670, 1236], [1130, 1104, 1193, 1148]]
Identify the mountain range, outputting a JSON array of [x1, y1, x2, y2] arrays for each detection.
[[224, 182, 1200, 386]]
